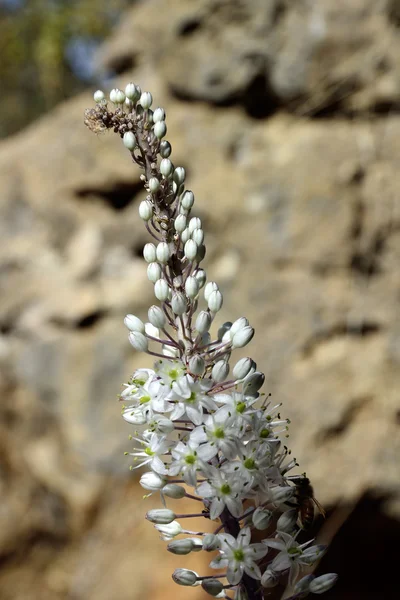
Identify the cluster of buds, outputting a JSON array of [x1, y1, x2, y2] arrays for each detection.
[[85, 84, 338, 600]]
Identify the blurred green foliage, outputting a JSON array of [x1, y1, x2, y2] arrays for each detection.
[[0, 0, 129, 138]]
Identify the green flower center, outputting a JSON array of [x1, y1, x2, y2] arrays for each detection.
[[140, 395, 151, 404], [214, 427, 225, 439], [186, 391, 196, 404], [236, 402, 246, 414], [260, 428, 271, 438], [220, 483, 231, 495], [168, 369, 179, 381], [185, 454, 196, 465], [244, 458, 256, 470], [145, 447, 155, 456], [233, 549, 245, 562], [288, 546, 301, 557]]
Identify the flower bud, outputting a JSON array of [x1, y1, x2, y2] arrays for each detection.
[[160, 158, 173, 177], [204, 281, 218, 301], [153, 107, 166, 122], [277, 509, 298, 533], [143, 243, 157, 263], [301, 544, 327, 565], [123, 131, 136, 150], [174, 214, 187, 233], [129, 331, 148, 352], [172, 569, 198, 586], [252, 507, 273, 530], [194, 269, 206, 288], [294, 574, 314, 595], [154, 279, 170, 302], [202, 579, 224, 596], [208, 290, 223, 313], [218, 321, 232, 341], [139, 199, 153, 221], [191, 228, 204, 245], [148, 305, 166, 329], [140, 472, 166, 491], [115, 89, 126, 104], [125, 82, 140, 101], [171, 291, 187, 315], [148, 177, 160, 193], [185, 276, 199, 299], [189, 217, 202, 233], [124, 314, 145, 333], [195, 311, 212, 333], [109, 88, 118, 103], [151, 415, 174, 434], [140, 91, 153, 109], [167, 539, 195, 555], [146, 508, 176, 524], [203, 533, 220, 551], [189, 537, 203, 552], [230, 317, 249, 337], [154, 120, 167, 139], [184, 239, 198, 261], [181, 227, 191, 244], [162, 344, 180, 358], [162, 483, 186, 499], [172, 166, 185, 184], [243, 371, 265, 395], [156, 242, 170, 264], [212, 360, 229, 382], [94, 90, 105, 103], [155, 520, 182, 540], [261, 570, 279, 589], [147, 262, 162, 282], [160, 140, 172, 158], [122, 406, 146, 425], [234, 358, 255, 381], [269, 486, 295, 505], [231, 326, 254, 348], [181, 190, 194, 210], [309, 573, 338, 594], [188, 354, 205, 375]]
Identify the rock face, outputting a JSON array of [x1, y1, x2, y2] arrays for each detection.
[[0, 1, 399, 599]]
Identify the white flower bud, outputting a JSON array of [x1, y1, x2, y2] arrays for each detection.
[[173, 214, 186, 233], [218, 321, 232, 341], [160, 140, 171, 158], [201, 579, 224, 596], [294, 575, 315, 595], [153, 107, 166, 122], [140, 472, 166, 491], [167, 539, 195, 555], [155, 520, 182, 540], [243, 371, 265, 395], [181, 190, 194, 210], [201, 332, 211, 346], [93, 90, 105, 103], [188, 354, 205, 375], [145, 322, 159, 340], [125, 82, 140, 101], [162, 483, 186, 499], [269, 486, 295, 505], [208, 289, 223, 313], [154, 279, 170, 302], [194, 269, 206, 288], [191, 228, 204, 245], [160, 158, 173, 177], [204, 281, 219, 301], [203, 533, 220, 551], [109, 88, 118, 103], [148, 177, 160, 193], [139, 199, 153, 221], [128, 331, 148, 352], [143, 243, 157, 263], [230, 317, 249, 337], [152, 415, 174, 434], [124, 314, 145, 333], [115, 89, 126, 104], [189, 538, 203, 552], [233, 357, 255, 380], [231, 326, 254, 348], [189, 217, 202, 233], [180, 228, 190, 244], [139, 91, 153, 109], [162, 344, 180, 358], [301, 545, 327, 565], [121, 406, 146, 425], [148, 305, 166, 329], [195, 244, 206, 263], [146, 509, 176, 524], [184, 276, 199, 299], [276, 509, 298, 533], [261, 570, 279, 589], [156, 242, 170, 264], [195, 311, 212, 333], [173, 167, 186, 184], [172, 569, 198, 586], [184, 239, 198, 261], [171, 292, 187, 315], [309, 574, 338, 594], [212, 360, 229, 382], [123, 131, 136, 150], [252, 507, 273, 530], [147, 262, 162, 282], [154, 120, 167, 139]]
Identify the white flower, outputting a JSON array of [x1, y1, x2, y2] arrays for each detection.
[[196, 466, 248, 520], [212, 391, 258, 425], [128, 432, 170, 474], [155, 520, 183, 540], [190, 409, 243, 461], [222, 440, 274, 486], [155, 359, 186, 387], [168, 374, 216, 425], [169, 440, 210, 486], [210, 527, 267, 585]]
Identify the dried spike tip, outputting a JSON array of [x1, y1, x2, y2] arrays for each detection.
[[84, 107, 107, 135]]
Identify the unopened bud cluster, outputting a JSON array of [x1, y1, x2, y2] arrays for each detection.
[[85, 84, 337, 600]]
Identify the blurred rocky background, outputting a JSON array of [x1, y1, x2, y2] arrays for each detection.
[[0, 0, 399, 598]]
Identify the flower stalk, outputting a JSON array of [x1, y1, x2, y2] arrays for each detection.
[[85, 83, 337, 600]]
